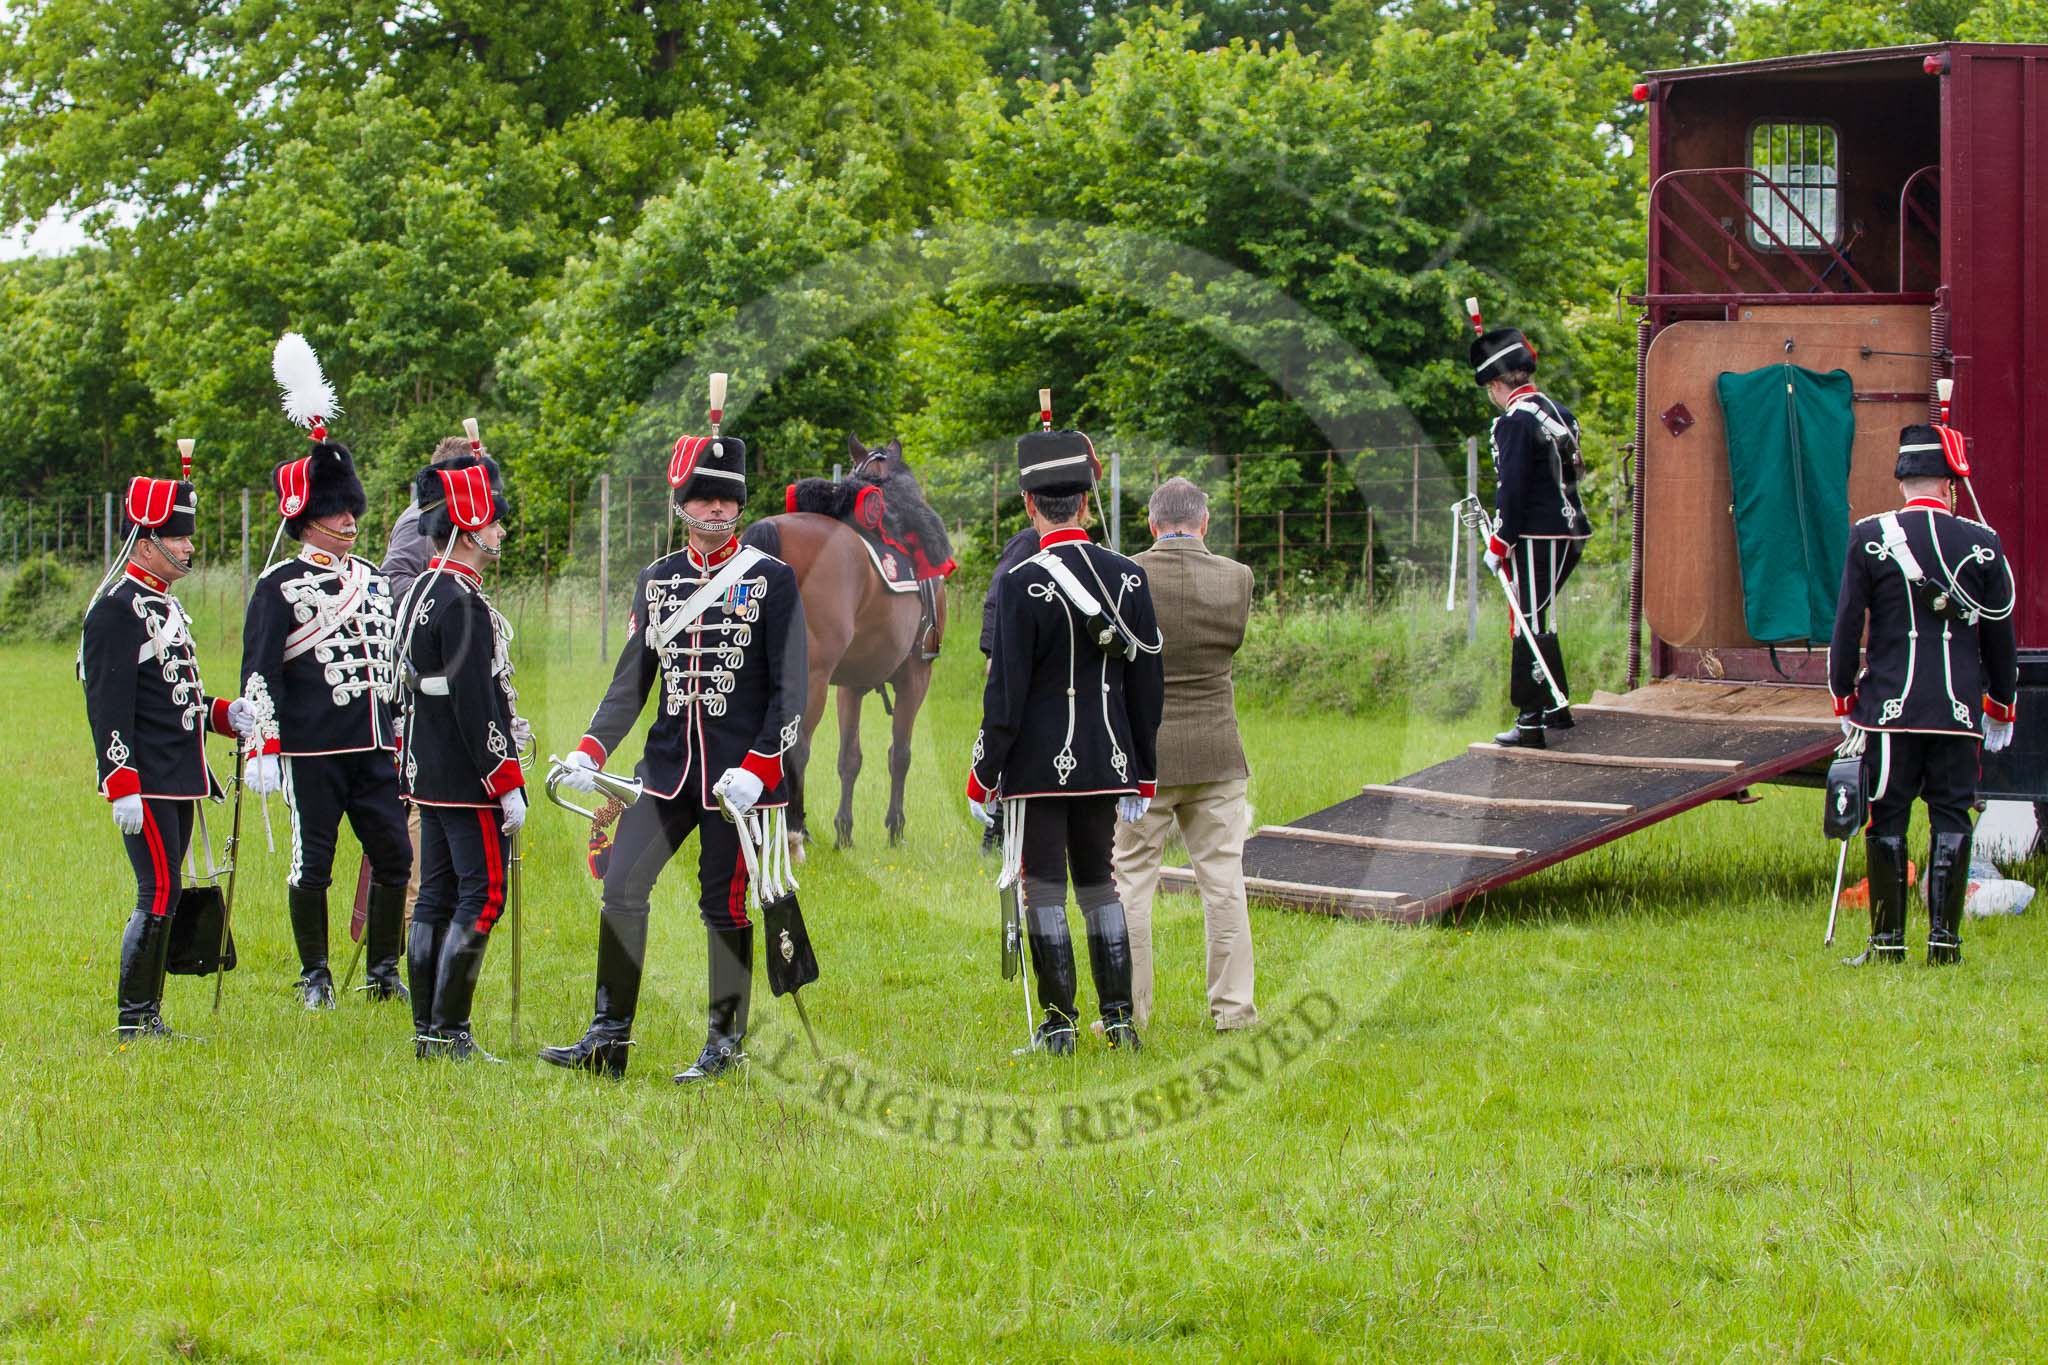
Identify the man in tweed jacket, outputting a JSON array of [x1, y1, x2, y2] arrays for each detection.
[[1110, 478, 1258, 1030]]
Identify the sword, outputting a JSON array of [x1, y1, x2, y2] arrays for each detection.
[[1824, 838, 1849, 947], [994, 796, 1037, 1054], [508, 828, 524, 1051], [339, 854, 370, 994], [213, 744, 248, 1014], [1455, 495, 1569, 713]]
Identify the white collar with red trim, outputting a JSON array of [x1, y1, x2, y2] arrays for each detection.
[[686, 536, 741, 570], [427, 556, 482, 583], [124, 562, 169, 594], [1039, 527, 1090, 548], [298, 544, 349, 571]]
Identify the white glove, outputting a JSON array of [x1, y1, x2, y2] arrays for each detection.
[[499, 788, 527, 835], [246, 752, 283, 796], [713, 766, 765, 816], [1982, 714, 2014, 754], [968, 796, 996, 829], [226, 698, 258, 738], [510, 715, 532, 750], [1118, 795, 1151, 824], [558, 749, 599, 794], [112, 793, 144, 835], [1483, 550, 1505, 575]]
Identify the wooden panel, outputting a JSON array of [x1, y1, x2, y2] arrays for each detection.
[[1254, 824, 1530, 859], [1467, 743, 1743, 772], [1642, 306, 1931, 652], [1360, 783, 1635, 814]]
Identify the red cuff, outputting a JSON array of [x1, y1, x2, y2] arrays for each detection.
[[1138, 781, 1156, 799], [966, 770, 991, 803], [786, 484, 799, 514], [260, 735, 282, 756], [482, 757, 524, 798], [208, 697, 234, 737], [740, 749, 784, 789], [575, 735, 608, 766], [1832, 692, 1857, 717], [1984, 694, 2016, 723], [103, 767, 140, 802], [1488, 534, 1510, 559]]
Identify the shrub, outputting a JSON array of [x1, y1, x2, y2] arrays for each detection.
[[0, 555, 81, 642]]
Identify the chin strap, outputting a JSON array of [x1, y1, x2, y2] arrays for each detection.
[[144, 532, 193, 575], [674, 501, 739, 536], [462, 529, 501, 559]]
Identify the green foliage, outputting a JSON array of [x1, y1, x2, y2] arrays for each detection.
[[0, 553, 78, 641]]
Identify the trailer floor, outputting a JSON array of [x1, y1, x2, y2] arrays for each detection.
[[1161, 681, 1842, 922]]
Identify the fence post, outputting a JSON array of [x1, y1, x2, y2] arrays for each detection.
[[1411, 443, 1421, 543], [1232, 456, 1241, 556], [1110, 448, 1121, 553], [103, 491, 113, 573], [1323, 451, 1334, 549], [1364, 507, 1374, 612], [240, 490, 251, 607], [1276, 509, 1286, 616], [624, 476, 636, 563], [1465, 436, 1479, 644], [599, 473, 611, 661]]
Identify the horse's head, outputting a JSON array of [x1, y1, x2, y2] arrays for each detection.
[[847, 434, 912, 485]]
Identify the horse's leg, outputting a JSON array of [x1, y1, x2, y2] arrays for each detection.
[[789, 659, 832, 853], [885, 656, 933, 847], [833, 684, 864, 850]]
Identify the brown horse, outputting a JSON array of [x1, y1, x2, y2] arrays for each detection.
[[744, 438, 949, 850]]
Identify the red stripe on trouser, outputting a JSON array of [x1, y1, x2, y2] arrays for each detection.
[[727, 847, 748, 926], [141, 805, 171, 918], [474, 809, 506, 933]]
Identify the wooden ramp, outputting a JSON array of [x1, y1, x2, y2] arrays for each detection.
[[1158, 681, 1841, 923]]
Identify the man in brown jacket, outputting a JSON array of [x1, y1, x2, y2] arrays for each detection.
[[1111, 478, 1257, 1030]]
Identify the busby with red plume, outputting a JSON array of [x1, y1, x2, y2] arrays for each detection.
[[270, 332, 365, 537], [415, 454, 510, 543], [669, 371, 749, 507], [125, 478, 197, 539], [1017, 387, 1101, 497]]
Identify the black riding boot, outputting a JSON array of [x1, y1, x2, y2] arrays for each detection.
[[287, 885, 335, 1009], [1845, 834, 1909, 966], [407, 920, 449, 1058], [1493, 711, 1547, 748], [361, 881, 409, 1002], [1022, 883, 1079, 1056], [1080, 890, 1142, 1052], [115, 910, 174, 1038], [676, 925, 753, 1084], [540, 908, 645, 1078], [430, 923, 497, 1062], [1535, 630, 1571, 715], [1925, 831, 1971, 965]]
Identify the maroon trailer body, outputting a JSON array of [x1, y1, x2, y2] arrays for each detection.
[[1631, 42, 2048, 799]]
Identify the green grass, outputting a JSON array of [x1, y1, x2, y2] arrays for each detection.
[[6, 573, 2048, 1361]]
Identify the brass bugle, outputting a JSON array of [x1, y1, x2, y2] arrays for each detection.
[[544, 753, 645, 821]]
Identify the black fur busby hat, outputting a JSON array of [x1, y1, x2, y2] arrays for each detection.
[[1017, 430, 1100, 497], [669, 432, 749, 506], [125, 477, 197, 539], [1471, 327, 1538, 386], [415, 454, 510, 543], [1895, 423, 1969, 481], [272, 440, 367, 539]]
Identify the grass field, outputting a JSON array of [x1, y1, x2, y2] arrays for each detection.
[[6, 575, 2048, 1362]]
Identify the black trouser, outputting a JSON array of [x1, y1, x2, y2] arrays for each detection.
[[281, 749, 413, 891], [121, 797, 196, 920], [1017, 794, 1135, 1029], [1507, 537, 1582, 714], [410, 803, 513, 1039], [603, 788, 750, 928], [1862, 730, 1979, 837]]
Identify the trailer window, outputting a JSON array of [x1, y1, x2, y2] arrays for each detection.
[[1748, 122, 1839, 250]]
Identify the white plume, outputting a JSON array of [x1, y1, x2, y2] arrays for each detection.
[[272, 331, 340, 429]]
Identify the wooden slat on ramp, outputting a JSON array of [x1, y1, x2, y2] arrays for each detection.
[[1157, 682, 1839, 923]]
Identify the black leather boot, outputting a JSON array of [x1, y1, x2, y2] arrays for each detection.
[[1543, 706, 1575, 730], [407, 920, 447, 1058], [287, 885, 335, 1009], [1925, 831, 1971, 965], [1022, 885, 1079, 1055], [1845, 834, 1910, 966], [361, 881, 409, 1002], [1493, 711, 1547, 748], [115, 910, 174, 1038], [540, 908, 645, 1078], [1080, 890, 1141, 1051], [675, 925, 753, 1084], [429, 923, 498, 1062], [1535, 630, 1571, 716]]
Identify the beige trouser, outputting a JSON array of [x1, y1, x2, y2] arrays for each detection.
[[1111, 776, 1257, 1030], [403, 802, 421, 936]]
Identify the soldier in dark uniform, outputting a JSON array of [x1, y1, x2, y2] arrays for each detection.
[[393, 454, 528, 1059], [542, 387, 808, 1083], [1831, 423, 2017, 966], [80, 468, 256, 1037], [1472, 319, 1591, 748], [242, 437, 411, 1008], [977, 525, 1040, 854], [968, 419, 1165, 1054]]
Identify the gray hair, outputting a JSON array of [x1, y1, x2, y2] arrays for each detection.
[[1148, 477, 1208, 532]]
